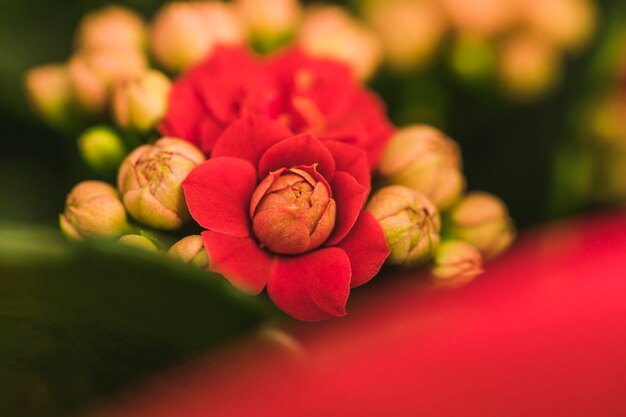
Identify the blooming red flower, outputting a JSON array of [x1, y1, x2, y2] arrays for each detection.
[[160, 47, 393, 168], [183, 116, 390, 321]]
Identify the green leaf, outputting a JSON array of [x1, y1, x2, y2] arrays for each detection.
[[0, 222, 272, 417]]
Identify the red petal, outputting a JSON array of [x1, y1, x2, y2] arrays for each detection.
[[202, 231, 270, 295], [325, 172, 368, 246], [257, 134, 336, 181], [183, 157, 256, 237], [338, 212, 390, 288], [159, 81, 206, 148], [323, 141, 371, 191], [267, 248, 351, 321], [212, 116, 292, 167]]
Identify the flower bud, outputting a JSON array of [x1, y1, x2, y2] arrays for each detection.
[[443, 0, 518, 37], [68, 47, 147, 115], [117, 138, 205, 230], [150, 1, 245, 73], [59, 181, 129, 240], [449, 35, 496, 85], [75, 5, 146, 51], [167, 235, 209, 269], [449, 192, 516, 259], [366, 185, 440, 266], [250, 166, 337, 255], [235, 0, 301, 50], [377, 125, 465, 210], [112, 69, 171, 133], [78, 126, 127, 175], [431, 240, 483, 286], [25, 64, 73, 126], [298, 6, 382, 80], [118, 234, 158, 251]]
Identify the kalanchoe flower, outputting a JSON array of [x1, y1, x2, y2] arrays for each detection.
[[367, 185, 440, 266], [235, 0, 301, 51], [118, 234, 158, 251], [78, 125, 127, 175], [150, 1, 245, 73], [377, 125, 465, 210], [112, 69, 171, 133], [431, 240, 484, 286], [117, 138, 205, 231], [60, 181, 129, 240], [74, 5, 146, 51], [24, 64, 73, 126], [182, 115, 390, 321], [449, 192, 516, 260], [168, 235, 209, 269]]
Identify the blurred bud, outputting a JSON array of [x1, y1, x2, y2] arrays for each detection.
[[68, 47, 147, 115], [112, 69, 171, 133], [168, 235, 209, 268], [298, 6, 382, 80], [443, 0, 519, 37], [117, 138, 205, 230], [367, 185, 441, 266], [522, 0, 597, 53], [449, 35, 496, 85], [25, 64, 73, 126], [363, 0, 447, 72], [431, 240, 483, 287], [377, 125, 465, 210], [59, 181, 129, 240], [498, 32, 562, 101], [450, 192, 515, 259], [587, 94, 626, 149], [78, 126, 127, 175], [118, 234, 158, 251], [150, 1, 245, 73], [236, 0, 301, 50], [75, 5, 146, 51]]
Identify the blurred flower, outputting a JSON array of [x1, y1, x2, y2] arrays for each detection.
[[297, 6, 382, 80], [74, 5, 146, 51], [367, 185, 440, 266], [59, 181, 129, 240], [449, 35, 496, 85], [78, 125, 127, 175], [431, 240, 483, 286], [377, 125, 465, 210], [443, 0, 519, 37], [112, 69, 172, 133], [68, 47, 147, 115], [168, 235, 209, 268], [449, 192, 515, 259], [118, 234, 158, 251], [117, 138, 205, 231], [363, 0, 447, 72], [235, 0, 301, 51], [150, 1, 245, 73], [24, 64, 73, 126]]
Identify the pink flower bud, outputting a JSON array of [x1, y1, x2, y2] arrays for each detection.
[[118, 234, 158, 251], [377, 125, 465, 210], [367, 185, 440, 266], [450, 192, 516, 260], [235, 0, 301, 47], [59, 181, 129, 240], [112, 69, 171, 133], [298, 6, 382, 80], [117, 138, 205, 231], [24, 64, 73, 125], [68, 47, 148, 115], [78, 125, 127, 175], [150, 1, 245, 73], [250, 166, 337, 255], [167, 235, 209, 269], [75, 5, 146, 51], [431, 240, 483, 286]]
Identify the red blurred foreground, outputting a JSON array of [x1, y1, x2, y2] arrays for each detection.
[[89, 211, 626, 417]]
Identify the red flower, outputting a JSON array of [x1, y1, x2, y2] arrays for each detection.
[[160, 47, 393, 168], [183, 116, 390, 321]]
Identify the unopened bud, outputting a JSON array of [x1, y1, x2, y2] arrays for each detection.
[[377, 125, 465, 210], [167, 235, 209, 268], [118, 234, 158, 251], [431, 240, 483, 287], [236, 0, 301, 51], [443, 0, 518, 37], [25, 64, 73, 126], [75, 5, 146, 51], [367, 185, 441, 266], [59, 181, 129, 240], [449, 35, 496, 85], [78, 126, 127, 175], [117, 138, 205, 230]]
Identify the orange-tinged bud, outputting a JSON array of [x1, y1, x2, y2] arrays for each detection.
[[377, 125, 465, 210], [117, 138, 205, 231], [75, 5, 146, 51], [118, 234, 158, 251], [25, 64, 73, 125], [59, 181, 129, 240], [112, 69, 171, 133], [367, 185, 440, 266], [168, 235, 209, 269], [250, 166, 336, 255], [431, 240, 483, 286], [235, 0, 301, 46], [443, 0, 519, 37]]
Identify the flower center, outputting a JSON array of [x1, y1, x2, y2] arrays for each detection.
[[250, 166, 336, 255]]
